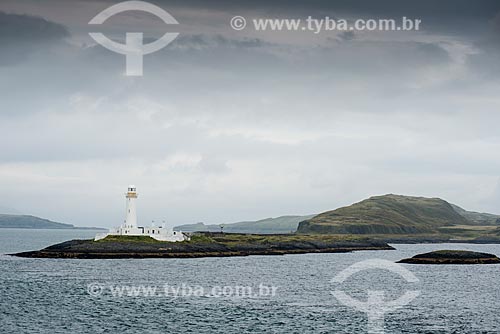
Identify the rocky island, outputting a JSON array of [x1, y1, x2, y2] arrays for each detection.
[[12, 233, 393, 259], [398, 250, 500, 264]]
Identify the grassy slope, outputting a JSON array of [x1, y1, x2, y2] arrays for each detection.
[[451, 204, 500, 225], [98, 233, 367, 244], [10, 233, 392, 258], [297, 194, 470, 235]]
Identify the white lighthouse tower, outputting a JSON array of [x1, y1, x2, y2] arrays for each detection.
[[94, 185, 188, 242], [125, 185, 138, 228]]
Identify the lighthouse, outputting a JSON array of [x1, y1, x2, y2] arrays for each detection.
[[94, 185, 189, 242], [125, 185, 138, 228]]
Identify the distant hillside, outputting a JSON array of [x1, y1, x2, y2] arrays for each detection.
[[175, 215, 316, 234], [297, 194, 469, 234], [176, 222, 217, 232], [0, 214, 104, 230], [451, 204, 500, 225]]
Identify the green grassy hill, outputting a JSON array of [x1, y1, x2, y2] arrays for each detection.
[[175, 215, 316, 234], [450, 204, 500, 225], [297, 194, 470, 234]]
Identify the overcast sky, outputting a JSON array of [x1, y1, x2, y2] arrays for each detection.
[[1, 0, 500, 227]]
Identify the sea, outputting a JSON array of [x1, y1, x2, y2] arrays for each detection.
[[1, 228, 499, 334]]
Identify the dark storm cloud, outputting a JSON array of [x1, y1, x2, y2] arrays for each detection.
[[461, 9, 500, 77], [145, 0, 500, 18], [161, 0, 500, 40], [0, 11, 69, 65], [0, 12, 68, 42]]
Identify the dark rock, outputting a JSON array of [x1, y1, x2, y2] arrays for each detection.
[[398, 250, 500, 264]]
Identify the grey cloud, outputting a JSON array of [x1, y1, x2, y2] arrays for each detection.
[[143, 0, 500, 19], [0, 11, 68, 42], [336, 31, 356, 42], [462, 11, 500, 77], [163, 34, 272, 49], [413, 42, 451, 63], [1, 0, 500, 224], [466, 46, 500, 78], [0, 11, 69, 65]]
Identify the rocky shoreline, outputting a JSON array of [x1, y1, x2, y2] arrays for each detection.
[[12, 234, 394, 259], [398, 250, 500, 264]]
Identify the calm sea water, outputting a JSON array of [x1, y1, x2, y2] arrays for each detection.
[[1, 229, 500, 334]]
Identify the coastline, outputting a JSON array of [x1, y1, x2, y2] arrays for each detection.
[[11, 234, 394, 259], [11, 232, 500, 259]]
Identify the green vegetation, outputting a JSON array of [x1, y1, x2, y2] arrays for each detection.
[[186, 234, 215, 243], [178, 194, 500, 242], [176, 196, 500, 239], [190, 232, 366, 244], [298, 194, 472, 235], [450, 204, 500, 225], [435, 225, 497, 239], [15, 231, 391, 259], [96, 232, 371, 245]]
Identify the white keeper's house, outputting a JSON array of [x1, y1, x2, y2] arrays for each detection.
[[94, 185, 188, 242]]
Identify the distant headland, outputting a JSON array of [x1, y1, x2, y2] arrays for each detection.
[[0, 214, 105, 230]]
